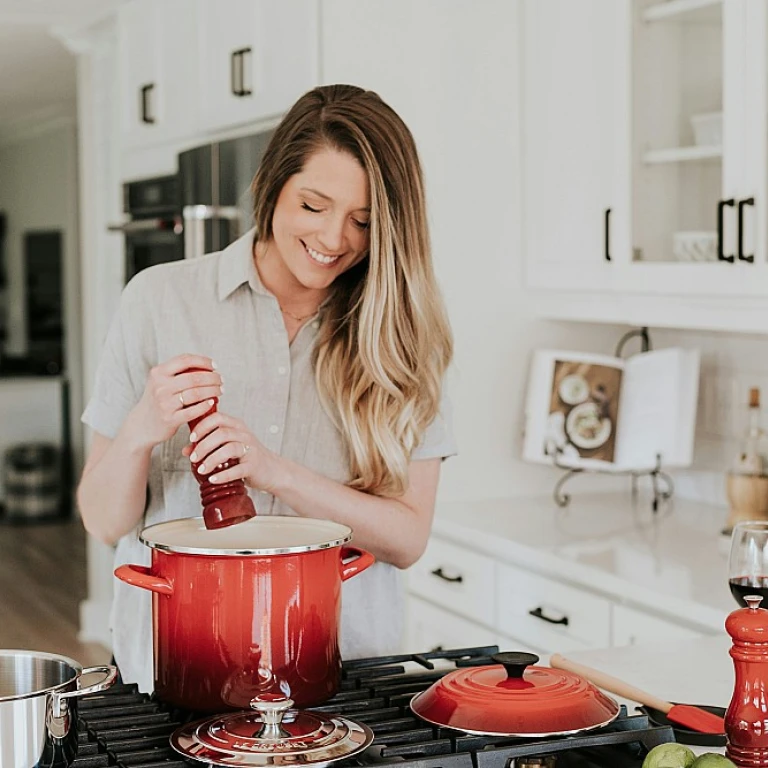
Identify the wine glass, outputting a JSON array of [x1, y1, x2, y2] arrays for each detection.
[[729, 520, 768, 607]]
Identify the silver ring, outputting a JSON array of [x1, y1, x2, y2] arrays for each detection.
[[242, 443, 250, 457], [178, 391, 185, 407]]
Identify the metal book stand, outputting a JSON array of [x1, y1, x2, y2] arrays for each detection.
[[545, 327, 675, 513]]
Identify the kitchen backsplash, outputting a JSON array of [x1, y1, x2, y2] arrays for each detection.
[[654, 327, 768, 507]]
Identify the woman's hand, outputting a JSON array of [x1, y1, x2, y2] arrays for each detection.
[[183, 410, 281, 491], [129, 354, 223, 449]]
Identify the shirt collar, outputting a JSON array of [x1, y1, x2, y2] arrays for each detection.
[[217, 227, 272, 301]]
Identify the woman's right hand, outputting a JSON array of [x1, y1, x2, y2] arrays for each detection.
[[128, 354, 223, 449]]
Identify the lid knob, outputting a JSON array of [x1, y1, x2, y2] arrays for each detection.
[[491, 651, 540, 679], [250, 693, 293, 740]]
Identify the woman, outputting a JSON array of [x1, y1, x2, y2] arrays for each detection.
[[78, 84, 455, 692]]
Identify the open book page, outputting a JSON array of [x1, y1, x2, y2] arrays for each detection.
[[523, 350, 625, 469], [614, 348, 700, 470]]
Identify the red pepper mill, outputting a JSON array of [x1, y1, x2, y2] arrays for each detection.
[[726, 594, 768, 767], [184, 369, 256, 530]]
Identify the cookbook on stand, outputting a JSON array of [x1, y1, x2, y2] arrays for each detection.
[[522, 347, 700, 472]]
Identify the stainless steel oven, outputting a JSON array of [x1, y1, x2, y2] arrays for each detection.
[[109, 175, 184, 283], [109, 129, 272, 284]]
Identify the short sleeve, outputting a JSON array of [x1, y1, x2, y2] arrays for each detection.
[[81, 272, 158, 439], [411, 389, 458, 462]]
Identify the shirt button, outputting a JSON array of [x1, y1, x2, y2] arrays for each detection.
[[269, 425, 279, 435], [277, 366, 287, 375], [311, 321, 320, 329]]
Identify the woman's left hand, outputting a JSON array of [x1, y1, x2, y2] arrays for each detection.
[[183, 410, 280, 492]]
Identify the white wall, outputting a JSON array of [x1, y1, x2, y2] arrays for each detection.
[[321, 0, 628, 503], [0, 121, 84, 481]]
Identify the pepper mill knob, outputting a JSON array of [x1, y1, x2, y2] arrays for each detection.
[[725, 593, 768, 766], [183, 367, 256, 530]]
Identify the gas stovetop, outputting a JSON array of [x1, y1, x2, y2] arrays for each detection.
[[70, 645, 674, 768]]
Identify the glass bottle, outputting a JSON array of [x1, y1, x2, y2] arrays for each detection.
[[733, 387, 766, 476]]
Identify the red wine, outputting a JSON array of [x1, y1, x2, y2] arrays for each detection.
[[730, 576, 768, 607]]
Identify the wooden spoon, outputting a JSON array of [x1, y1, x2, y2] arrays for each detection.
[[550, 653, 725, 734]]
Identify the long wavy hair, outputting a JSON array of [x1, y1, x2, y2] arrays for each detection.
[[251, 84, 453, 496]]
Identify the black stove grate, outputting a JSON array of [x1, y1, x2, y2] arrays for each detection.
[[70, 646, 675, 768]]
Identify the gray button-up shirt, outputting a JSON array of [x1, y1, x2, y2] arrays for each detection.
[[82, 228, 456, 693]]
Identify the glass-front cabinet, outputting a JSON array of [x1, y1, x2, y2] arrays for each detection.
[[522, 0, 768, 312], [617, 0, 763, 296]]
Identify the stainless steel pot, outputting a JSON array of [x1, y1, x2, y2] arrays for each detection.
[[0, 650, 117, 768]]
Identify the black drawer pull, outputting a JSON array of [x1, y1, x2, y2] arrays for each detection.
[[430, 567, 463, 584], [528, 606, 569, 626], [604, 208, 611, 262]]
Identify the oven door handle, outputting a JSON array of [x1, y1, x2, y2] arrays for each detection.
[[108, 217, 183, 234], [183, 205, 243, 260]]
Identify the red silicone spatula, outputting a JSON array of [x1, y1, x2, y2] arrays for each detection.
[[550, 653, 725, 734]]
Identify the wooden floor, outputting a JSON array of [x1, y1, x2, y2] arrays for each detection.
[[0, 517, 111, 666]]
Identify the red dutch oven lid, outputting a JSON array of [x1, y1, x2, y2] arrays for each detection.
[[410, 652, 620, 737]]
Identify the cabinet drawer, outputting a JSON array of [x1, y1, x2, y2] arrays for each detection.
[[612, 604, 706, 647], [404, 596, 511, 655], [408, 538, 495, 626], [496, 562, 611, 652]]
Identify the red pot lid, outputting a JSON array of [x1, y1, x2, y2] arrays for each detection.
[[410, 652, 620, 737], [170, 694, 373, 767]]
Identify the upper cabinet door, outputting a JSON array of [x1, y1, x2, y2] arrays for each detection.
[[617, 0, 758, 296], [118, 0, 200, 148], [196, 0, 319, 133], [118, 0, 161, 146], [522, 0, 630, 293]]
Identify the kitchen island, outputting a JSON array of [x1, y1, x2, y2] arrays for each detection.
[[407, 491, 733, 654]]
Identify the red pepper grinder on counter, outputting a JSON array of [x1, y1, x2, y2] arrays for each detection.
[[184, 368, 256, 530], [726, 594, 768, 766]]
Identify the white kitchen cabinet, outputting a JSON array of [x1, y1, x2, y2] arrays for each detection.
[[117, 0, 200, 148], [196, 0, 318, 134], [407, 537, 495, 627], [403, 596, 520, 655], [496, 561, 613, 652], [521, 0, 627, 293], [612, 604, 703, 647], [523, 0, 768, 332]]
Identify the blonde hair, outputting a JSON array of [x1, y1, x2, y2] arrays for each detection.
[[252, 85, 453, 496]]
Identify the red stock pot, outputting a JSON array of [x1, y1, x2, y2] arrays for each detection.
[[115, 516, 374, 713]]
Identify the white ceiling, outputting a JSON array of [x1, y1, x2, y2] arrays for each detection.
[[0, 0, 125, 141]]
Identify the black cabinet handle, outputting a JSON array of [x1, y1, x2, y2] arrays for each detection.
[[239, 47, 252, 96], [230, 50, 241, 96], [140, 83, 155, 124], [230, 47, 252, 97], [528, 606, 569, 626], [717, 198, 735, 263], [430, 567, 463, 584], [738, 197, 755, 263], [604, 208, 611, 262]]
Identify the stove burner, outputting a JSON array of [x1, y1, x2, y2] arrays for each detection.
[[70, 645, 675, 768]]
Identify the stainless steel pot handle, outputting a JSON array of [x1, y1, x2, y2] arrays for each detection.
[[52, 665, 118, 718]]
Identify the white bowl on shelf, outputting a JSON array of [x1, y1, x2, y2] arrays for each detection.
[[690, 111, 722, 146], [672, 231, 718, 262]]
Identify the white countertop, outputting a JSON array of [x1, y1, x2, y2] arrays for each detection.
[[558, 634, 733, 756], [433, 492, 733, 631]]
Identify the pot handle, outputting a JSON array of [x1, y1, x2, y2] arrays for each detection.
[[340, 546, 375, 581], [114, 564, 174, 595], [52, 664, 118, 719]]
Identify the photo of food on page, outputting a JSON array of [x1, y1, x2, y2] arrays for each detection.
[[547, 360, 623, 463]]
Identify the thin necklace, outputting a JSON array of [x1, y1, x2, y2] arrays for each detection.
[[280, 305, 319, 323]]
